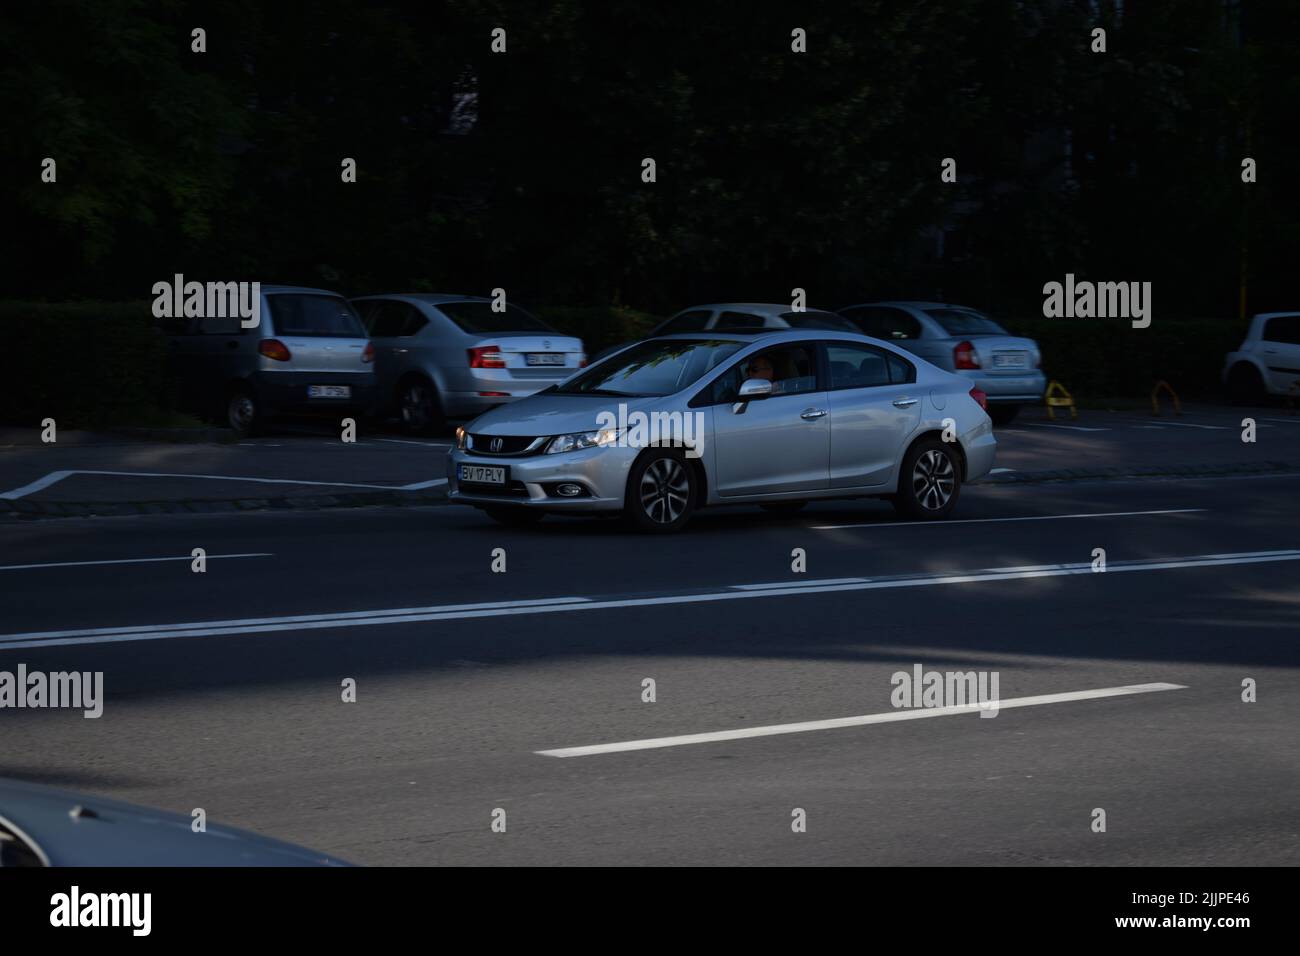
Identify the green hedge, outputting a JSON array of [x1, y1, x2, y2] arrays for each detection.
[[0, 301, 175, 428], [536, 305, 662, 356], [1001, 315, 1247, 401]]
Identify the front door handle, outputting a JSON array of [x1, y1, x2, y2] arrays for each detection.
[[391, 348, 409, 354], [800, 408, 828, 420], [892, 397, 918, 407]]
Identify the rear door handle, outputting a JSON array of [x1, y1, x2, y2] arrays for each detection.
[[892, 397, 918, 407], [800, 408, 827, 420]]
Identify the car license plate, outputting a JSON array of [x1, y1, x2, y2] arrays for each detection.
[[459, 465, 506, 485], [308, 385, 351, 398], [526, 353, 565, 366], [993, 354, 1027, 369]]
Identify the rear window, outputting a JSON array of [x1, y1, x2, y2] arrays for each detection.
[[266, 295, 366, 338], [924, 308, 1008, 336], [780, 311, 857, 331], [436, 301, 552, 334]]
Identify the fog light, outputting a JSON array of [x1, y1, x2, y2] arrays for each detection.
[[556, 483, 583, 497]]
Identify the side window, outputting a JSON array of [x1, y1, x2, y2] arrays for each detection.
[[1263, 316, 1300, 345], [656, 310, 712, 335], [709, 346, 818, 403], [825, 343, 894, 389], [886, 351, 917, 384], [715, 311, 764, 330], [845, 307, 922, 341]]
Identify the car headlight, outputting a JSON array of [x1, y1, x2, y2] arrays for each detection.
[[455, 426, 467, 450], [545, 428, 619, 454]]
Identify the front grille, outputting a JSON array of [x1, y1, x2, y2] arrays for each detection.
[[467, 434, 541, 455], [459, 480, 530, 498]]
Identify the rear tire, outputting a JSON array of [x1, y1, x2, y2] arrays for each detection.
[[398, 376, 445, 436], [893, 439, 961, 520], [625, 448, 697, 533], [1227, 363, 1267, 406], [482, 506, 544, 527], [226, 384, 262, 437], [988, 404, 1019, 425]]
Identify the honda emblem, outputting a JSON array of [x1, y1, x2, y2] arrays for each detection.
[[490, 437, 504, 452]]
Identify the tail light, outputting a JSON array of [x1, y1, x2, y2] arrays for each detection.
[[361, 342, 375, 363], [468, 345, 506, 368], [954, 341, 980, 369], [970, 387, 988, 411], [579, 354, 588, 368], [259, 339, 292, 362]]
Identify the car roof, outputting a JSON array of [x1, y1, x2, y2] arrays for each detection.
[[841, 301, 974, 311], [0, 778, 349, 866], [260, 284, 345, 296], [351, 293, 491, 305], [678, 302, 839, 316], [653, 328, 895, 346]]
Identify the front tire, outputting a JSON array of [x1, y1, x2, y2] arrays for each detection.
[[625, 449, 697, 533], [893, 439, 961, 520]]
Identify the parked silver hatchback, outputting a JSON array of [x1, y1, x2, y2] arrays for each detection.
[[166, 285, 376, 436], [352, 294, 585, 435]]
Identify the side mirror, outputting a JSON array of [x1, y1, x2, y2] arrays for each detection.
[[738, 378, 773, 399]]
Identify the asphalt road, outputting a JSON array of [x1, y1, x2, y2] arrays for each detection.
[[2, 442, 1298, 865]]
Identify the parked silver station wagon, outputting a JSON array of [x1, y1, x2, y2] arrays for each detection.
[[165, 285, 376, 436], [352, 294, 585, 435], [837, 302, 1045, 424], [447, 329, 996, 532]]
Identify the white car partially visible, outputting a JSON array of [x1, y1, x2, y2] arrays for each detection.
[[1223, 312, 1300, 403]]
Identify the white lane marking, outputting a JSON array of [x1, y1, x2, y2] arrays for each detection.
[[1129, 425, 1165, 430], [1015, 422, 1110, 432], [1260, 417, 1300, 424], [733, 577, 868, 591], [1121, 420, 1227, 430], [0, 550, 1295, 651], [988, 467, 1016, 474], [0, 470, 447, 499], [536, 682, 1188, 757], [0, 553, 272, 572], [811, 508, 1204, 531]]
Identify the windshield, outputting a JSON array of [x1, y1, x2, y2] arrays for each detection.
[[924, 308, 1008, 336], [554, 339, 745, 397]]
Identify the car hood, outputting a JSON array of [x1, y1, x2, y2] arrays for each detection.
[[465, 392, 667, 436], [0, 778, 351, 867]]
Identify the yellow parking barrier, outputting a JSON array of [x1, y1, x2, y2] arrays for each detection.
[[1044, 380, 1077, 420], [1151, 380, 1182, 416]]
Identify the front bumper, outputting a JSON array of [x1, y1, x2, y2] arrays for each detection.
[[446, 444, 636, 512]]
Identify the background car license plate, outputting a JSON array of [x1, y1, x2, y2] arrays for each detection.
[[525, 353, 564, 366], [459, 465, 506, 484], [308, 385, 351, 398], [993, 354, 1027, 369]]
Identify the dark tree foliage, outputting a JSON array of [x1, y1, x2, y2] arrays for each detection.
[[0, 0, 1294, 319]]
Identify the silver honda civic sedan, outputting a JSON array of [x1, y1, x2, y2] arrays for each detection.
[[447, 330, 996, 532]]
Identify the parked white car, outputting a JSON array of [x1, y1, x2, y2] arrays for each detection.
[[1223, 312, 1300, 403]]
